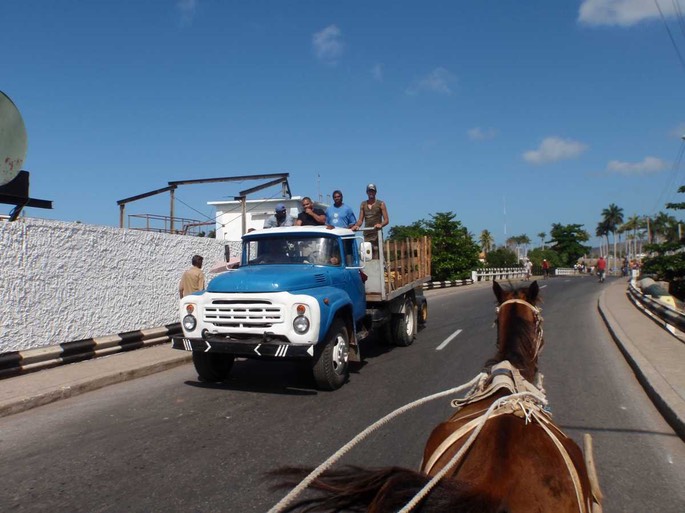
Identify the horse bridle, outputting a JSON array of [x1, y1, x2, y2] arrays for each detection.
[[496, 298, 545, 360]]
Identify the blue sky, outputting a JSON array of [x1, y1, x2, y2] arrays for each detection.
[[3, 0, 685, 247]]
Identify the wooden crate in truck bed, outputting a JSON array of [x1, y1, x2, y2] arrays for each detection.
[[364, 236, 432, 302]]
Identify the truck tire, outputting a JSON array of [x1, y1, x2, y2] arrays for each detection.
[[312, 318, 350, 391], [192, 352, 235, 382], [392, 297, 416, 347], [417, 296, 428, 325]]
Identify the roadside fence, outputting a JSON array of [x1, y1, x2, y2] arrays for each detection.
[[471, 268, 526, 282], [627, 282, 685, 341]]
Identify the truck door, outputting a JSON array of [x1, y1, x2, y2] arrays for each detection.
[[340, 237, 366, 321]]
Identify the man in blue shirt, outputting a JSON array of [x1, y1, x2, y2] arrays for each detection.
[[325, 190, 357, 228]]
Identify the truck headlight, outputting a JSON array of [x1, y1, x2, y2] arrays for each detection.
[[293, 315, 310, 334], [183, 315, 197, 331]]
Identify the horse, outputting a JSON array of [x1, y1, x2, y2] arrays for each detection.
[[270, 280, 602, 513]]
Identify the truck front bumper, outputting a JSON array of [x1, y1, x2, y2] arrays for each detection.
[[171, 336, 315, 359]]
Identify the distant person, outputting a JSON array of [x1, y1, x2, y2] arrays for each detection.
[[296, 196, 326, 226], [264, 203, 294, 228], [597, 256, 606, 283], [179, 255, 205, 298], [524, 259, 532, 280], [542, 259, 550, 279], [325, 190, 357, 229], [352, 183, 389, 258]]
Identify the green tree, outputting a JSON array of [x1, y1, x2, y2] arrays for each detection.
[[643, 186, 685, 298], [595, 219, 610, 258], [601, 203, 624, 267], [528, 247, 562, 268], [425, 212, 480, 281], [387, 220, 429, 240], [537, 232, 546, 249], [486, 247, 518, 267], [479, 229, 495, 255], [548, 223, 590, 266]]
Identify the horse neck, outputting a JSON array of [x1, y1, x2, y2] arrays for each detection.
[[494, 309, 539, 382]]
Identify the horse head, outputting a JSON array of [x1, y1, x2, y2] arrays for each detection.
[[491, 280, 543, 382]]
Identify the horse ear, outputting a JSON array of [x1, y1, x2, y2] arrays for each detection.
[[527, 280, 539, 302], [493, 280, 504, 303]]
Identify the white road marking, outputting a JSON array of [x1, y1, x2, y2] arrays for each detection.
[[436, 329, 462, 351]]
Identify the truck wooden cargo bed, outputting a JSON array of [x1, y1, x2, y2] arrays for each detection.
[[364, 236, 431, 302]]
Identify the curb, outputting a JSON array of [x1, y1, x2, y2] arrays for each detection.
[[0, 352, 192, 418], [597, 288, 685, 441]]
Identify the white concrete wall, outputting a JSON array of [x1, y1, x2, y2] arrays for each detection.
[[0, 218, 237, 353]]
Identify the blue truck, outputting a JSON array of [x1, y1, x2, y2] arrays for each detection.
[[171, 226, 431, 390]]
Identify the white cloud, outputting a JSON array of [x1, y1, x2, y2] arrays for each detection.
[[177, 0, 198, 25], [468, 127, 498, 141], [578, 0, 678, 27], [523, 137, 588, 165], [607, 156, 667, 174], [312, 25, 344, 64], [371, 63, 383, 81], [406, 67, 457, 95]]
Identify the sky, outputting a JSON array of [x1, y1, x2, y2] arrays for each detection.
[[2, 0, 685, 248]]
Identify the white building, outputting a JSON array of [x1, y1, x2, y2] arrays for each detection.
[[210, 196, 328, 242]]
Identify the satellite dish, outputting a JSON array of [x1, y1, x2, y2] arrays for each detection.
[[0, 91, 28, 186]]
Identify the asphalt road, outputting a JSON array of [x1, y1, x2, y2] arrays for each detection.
[[1, 278, 684, 513]]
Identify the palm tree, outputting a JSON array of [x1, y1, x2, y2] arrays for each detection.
[[479, 229, 494, 254], [601, 203, 624, 271], [537, 232, 546, 249], [595, 220, 610, 258]]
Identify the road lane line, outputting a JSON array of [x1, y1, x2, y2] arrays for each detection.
[[436, 329, 462, 351]]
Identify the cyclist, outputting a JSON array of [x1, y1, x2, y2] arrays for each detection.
[[597, 256, 607, 283]]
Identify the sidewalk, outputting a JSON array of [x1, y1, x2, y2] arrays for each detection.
[[0, 345, 191, 417], [598, 279, 685, 440], [1, 279, 684, 440]]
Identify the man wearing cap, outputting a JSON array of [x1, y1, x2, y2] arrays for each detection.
[[264, 203, 294, 228], [179, 254, 205, 298], [352, 183, 389, 258]]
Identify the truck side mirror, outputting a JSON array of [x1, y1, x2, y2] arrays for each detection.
[[360, 242, 373, 262]]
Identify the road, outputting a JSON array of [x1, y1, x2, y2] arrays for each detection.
[[1, 278, 684, 512]]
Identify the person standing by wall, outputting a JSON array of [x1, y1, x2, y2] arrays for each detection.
[[352, 183, 389, 258], [179, 254, 205, 298], [325, 190, 357, 229], [296, 196, 326, 226]]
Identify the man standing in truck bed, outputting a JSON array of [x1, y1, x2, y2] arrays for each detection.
[[325, 190, 357, 229], [353, 183, 389, 259]]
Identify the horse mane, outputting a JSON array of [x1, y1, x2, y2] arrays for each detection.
[[269, 466, 509, 513]]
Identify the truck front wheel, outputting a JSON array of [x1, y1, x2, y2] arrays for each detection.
[[312, 318, 350, 391], [192, 352, 235, 382], [392, 297, 417, 347]]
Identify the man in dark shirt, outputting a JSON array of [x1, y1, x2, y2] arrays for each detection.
[[296, 196, 326, 226]]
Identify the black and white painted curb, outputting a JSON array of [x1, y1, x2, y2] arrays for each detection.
[[0, 323, 182, 379], [627, 283, 685, 341], [423, 279, 473, 290]]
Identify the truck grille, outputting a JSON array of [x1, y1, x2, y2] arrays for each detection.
[[204, 300, 284, 328]]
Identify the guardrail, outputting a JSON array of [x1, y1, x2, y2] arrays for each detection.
[[627, 283, 685, 340], [471, 268, 525, 282], [0, 323, 181, 379]]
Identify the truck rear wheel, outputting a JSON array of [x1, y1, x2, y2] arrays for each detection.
[[192, 352, 235, 382], [392, 297, 416, 347], [312, 318, 349, 391], [417, 296, 428, 325]]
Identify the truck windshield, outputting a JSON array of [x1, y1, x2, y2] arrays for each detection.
[[245, 236, 342, 266]]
